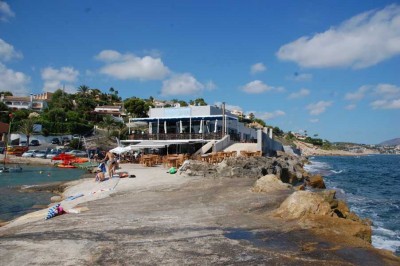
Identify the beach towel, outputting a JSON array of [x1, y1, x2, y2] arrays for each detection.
[[65, 193, 84, 201], [45, 203, 65, 220]]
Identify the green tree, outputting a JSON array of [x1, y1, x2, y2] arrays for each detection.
[[99, 115, 117, 137], [77, 85, 90, 95], [46, 108, 66, 122], [0, 102, 10, 123], [18, 118, 36, 147], [178, 100, 188, 107], [0, 91, 13, 96], [193, 98, 207, 106], [248, 113, 255, 121], [253, 118, 266, 127], [49, 89, 74, 109], [124, 97, 151, 118], [273, 126, 284, 136]]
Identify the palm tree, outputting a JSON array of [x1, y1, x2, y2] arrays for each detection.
[[99, 115, 116, 137], [18, 118, 36, 147], [115, 122, 126, 139], [78, 85, 90, 95]]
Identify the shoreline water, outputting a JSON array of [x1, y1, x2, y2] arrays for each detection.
[[305, 154, 400, 256], [1, 155, 399, 264], [0, 157, 88, 224]]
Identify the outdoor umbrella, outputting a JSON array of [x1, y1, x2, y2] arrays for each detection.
[[199, 120, 203, 134]]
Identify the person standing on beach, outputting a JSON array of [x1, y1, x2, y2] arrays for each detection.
[[102, 151, 116, 179]]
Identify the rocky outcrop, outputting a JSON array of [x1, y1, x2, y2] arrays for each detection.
[[180, 152, 307, 186], [252, 174, 292, 193], [274, 191, 332, 219], [305, 174, 326, 189], [273, 190, 372, 243]]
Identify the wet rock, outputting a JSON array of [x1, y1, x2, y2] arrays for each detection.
[[294, 184, 306, 191], [306, 174, 326, 189], [252, 174, 292, 193]]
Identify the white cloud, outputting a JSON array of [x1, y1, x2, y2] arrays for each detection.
[[241, 80, 284, 94], [0, 1, 15, 22], [41, 66, 79, 93], [309, 118, 319, 123], [345, 85, 370, 101], [306, 101, 333, 115], [0, 38, 22, 62], [250, 62, 266, 74], [214, 102, 243, 112], [288, 88, 310, 99], [161, 73, 205, 96], [256, 110, 286, 120], [371, 99, 400, 109], [373, 83, 400, 99], [345, 104, 357, 110], [277, 4, 400, 69], [0, 63, 30, 95], [96, 49, 170, 80]]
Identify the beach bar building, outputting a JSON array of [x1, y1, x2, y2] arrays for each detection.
[[123, 105, 259, 154]]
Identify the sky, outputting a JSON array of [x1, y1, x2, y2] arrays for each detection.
[[0, 0, 399, 144]]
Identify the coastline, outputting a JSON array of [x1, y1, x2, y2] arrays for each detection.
[[294, 141, 379, 156], [0, 156, 399, 265], [0, 155, 91, 225]]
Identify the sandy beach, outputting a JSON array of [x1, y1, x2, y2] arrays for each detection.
[[0, 159, 399, 265]]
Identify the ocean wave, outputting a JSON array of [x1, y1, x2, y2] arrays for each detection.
[[373, 226, 398, 237], [330, 170, 343, 174], [304, 161, 332, 175], [20, 185, 38, 189], [372, 234, 400, 253]]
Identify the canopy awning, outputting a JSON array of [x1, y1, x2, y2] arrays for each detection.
[[128, 139, 205, 149], [109, 146, 131, 154]]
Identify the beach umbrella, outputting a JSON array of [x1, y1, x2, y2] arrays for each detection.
[[110, 146, 131, 154], [180, 120, 183, 133], [199, 120, 203, 134], [164, 121, 167, 134], [214, 119, 218, 133]]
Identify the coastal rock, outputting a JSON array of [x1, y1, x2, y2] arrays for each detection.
[[179, 155, 306, 185], [252, 174, 292, 193], [274, 191, 332, 219], [274, 190, 373, 244], [50, 196, 62, 203], [303, 215, 373, 244], [306, 174, 326, 189], [318, 190, 337, 208]]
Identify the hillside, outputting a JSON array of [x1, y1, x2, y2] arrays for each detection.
[[379, 138, 400, 146]]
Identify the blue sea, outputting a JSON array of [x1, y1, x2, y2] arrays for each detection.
[[304, 155, 400, 255], [0, 165, 85, 222]]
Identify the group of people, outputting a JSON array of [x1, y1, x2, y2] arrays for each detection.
[[95, 151, 118, 181]]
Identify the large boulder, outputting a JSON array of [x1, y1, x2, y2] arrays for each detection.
[[274, 191, 332, 219], [274, 190, 373, 244], [306, 174, 326, 189], [252, 174, 292, 193]]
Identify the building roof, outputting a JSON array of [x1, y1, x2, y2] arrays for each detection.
[[4, 96, 30, 102]]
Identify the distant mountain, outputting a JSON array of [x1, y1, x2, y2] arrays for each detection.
[[379, 138, 400, 146]]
